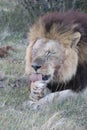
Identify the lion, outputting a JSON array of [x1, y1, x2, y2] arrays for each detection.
[[25, 11, 87, 102]]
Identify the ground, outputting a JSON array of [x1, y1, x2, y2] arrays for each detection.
[[0, 1, 87, 130]]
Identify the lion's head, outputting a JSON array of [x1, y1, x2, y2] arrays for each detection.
[[26, 32, 81, 85]]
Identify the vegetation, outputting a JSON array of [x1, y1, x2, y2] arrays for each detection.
[[18, 0, 87, 24], [0, 0, 87, 36]]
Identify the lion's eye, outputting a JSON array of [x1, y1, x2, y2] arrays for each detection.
[[45, 51, 56, 57], [46, 51, 51, 56]]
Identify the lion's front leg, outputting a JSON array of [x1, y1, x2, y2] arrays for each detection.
[[29, 88, 77, 110], [29, 81, 77, 110]]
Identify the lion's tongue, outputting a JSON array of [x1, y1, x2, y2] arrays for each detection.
[[30, 73, 42, 82]]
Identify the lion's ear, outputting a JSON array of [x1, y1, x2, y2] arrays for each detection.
[[71, 32, 81, 48]]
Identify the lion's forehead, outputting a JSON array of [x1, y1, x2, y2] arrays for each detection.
[[32, 39, 44, 50], [32, 38, 63, 53]]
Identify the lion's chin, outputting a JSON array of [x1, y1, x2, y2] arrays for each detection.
[[30, 73, 51, 82]]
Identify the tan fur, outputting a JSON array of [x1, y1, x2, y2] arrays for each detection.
[[29, 21, 73, 47], [25, 38, 78, 83], [29, 81, 51, 101], [25, 19, 79, 80], [27, 16, 87, 65]]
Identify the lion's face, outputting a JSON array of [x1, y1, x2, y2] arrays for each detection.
[[26, 38, 78, 84]]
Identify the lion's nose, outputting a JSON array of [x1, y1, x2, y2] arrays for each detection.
[[32, 63, 41, 71]]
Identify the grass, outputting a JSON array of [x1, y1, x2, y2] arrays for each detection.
[[0, 0, 16, 11]]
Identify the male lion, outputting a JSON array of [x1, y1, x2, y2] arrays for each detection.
[[25, 11, 87, 103]]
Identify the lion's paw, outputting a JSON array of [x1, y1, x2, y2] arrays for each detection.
[[29, 81, 51, 102]]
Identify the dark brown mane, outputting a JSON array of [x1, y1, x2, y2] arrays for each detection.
[[41, 11, 87, 42]]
